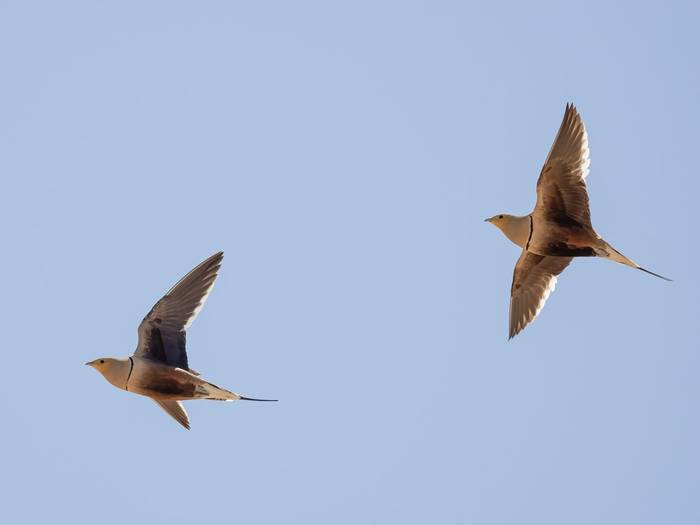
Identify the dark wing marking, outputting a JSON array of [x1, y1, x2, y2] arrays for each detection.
[[534, 103, 592, 229], [509, 250, 573, 339], [543, 243, 596, 257], [134, 252, 224, 370], [153, 399, 190, 430]]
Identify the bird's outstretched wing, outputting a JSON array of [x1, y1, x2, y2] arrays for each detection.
[[134, 252, 224, 370], [509, 250, 572, 338], [153, 399, 190, 430], [533, 103, 592, 229]]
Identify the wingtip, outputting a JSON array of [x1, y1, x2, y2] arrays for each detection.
[[508, 324, 521, 340]]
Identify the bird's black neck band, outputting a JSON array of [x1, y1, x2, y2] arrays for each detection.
[[126, 357, 134, 391], [526, 215, 534, 251]]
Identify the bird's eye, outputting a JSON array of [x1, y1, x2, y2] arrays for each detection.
[[498, 215, 503, 219], [100, 360, 104, 364]]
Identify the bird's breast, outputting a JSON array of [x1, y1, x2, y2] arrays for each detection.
[[500, 215, 532, 248]]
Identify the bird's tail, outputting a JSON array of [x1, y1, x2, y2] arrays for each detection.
[[196, 380, 277, 402], [597, 241, 671, 281], [195, 381, 241, 401]]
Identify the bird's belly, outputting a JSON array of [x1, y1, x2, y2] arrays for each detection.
[[128, 362, 198, 400], [528, 223, 597, 257]]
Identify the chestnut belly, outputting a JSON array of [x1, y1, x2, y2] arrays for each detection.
[[127, 362, 198, 400], [528, 222, 598, 257]]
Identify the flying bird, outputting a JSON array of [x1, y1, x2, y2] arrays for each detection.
[[86, 251, 276, 429], [486, 103, 670, 339]]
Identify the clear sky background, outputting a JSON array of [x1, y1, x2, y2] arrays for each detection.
[[1, 1, 698, 523]]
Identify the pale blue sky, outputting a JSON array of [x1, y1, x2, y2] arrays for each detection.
[[1, 1, 698, 523]]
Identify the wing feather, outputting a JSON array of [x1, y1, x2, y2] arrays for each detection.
[[134, 252, 224, 370], [534, 103, 592, 229], [153, 399, 190, 430], [509, 251, 572, 338]]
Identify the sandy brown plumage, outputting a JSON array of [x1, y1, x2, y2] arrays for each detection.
[[86, 252, 276, 429], [486, 104, 670, 339]]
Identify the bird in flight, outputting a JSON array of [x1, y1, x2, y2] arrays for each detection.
[[86, 251, 276, 429], [486, 103, 670, 339]]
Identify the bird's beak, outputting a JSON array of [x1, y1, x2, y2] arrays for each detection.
[[85, 361, 94, 367], [484, 217, 491, 223]]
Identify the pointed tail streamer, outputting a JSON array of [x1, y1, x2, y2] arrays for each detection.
[[638, 267, 672, 281]]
